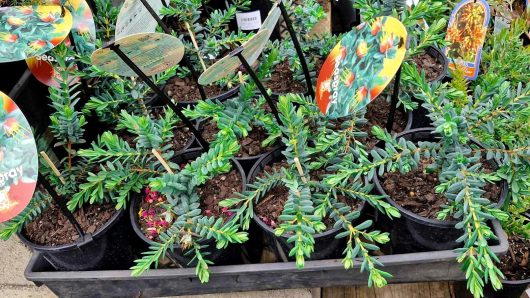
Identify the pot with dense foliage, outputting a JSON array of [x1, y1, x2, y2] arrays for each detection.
[[129, 141, 248, 283]]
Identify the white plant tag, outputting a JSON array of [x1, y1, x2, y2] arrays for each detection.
[[236, 10, 262, 30]]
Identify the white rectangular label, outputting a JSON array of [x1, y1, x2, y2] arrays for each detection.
[[236, 10, 262, 31]]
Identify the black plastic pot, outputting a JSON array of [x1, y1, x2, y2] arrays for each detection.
[[483, 278, 530, 298], [147, 81, 240, 109], [18, 206, 138, 271], [248, 148, 366, 262], [373, 128, 509, 253], [130, 148, 247, 267], [410, 46, 449, 129], [24, 220, 509, 297], [330, 0, 360, 35]]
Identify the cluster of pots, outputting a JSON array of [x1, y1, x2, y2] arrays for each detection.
[[13, 45, 528, 297]]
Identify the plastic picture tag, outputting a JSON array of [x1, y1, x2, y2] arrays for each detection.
[[444, 0, 490, 80], [316, 16, 407, 119], [25, 0, 96, 87], [0, 92, 38, 223], [0, 5, 73, 63], [115, 0, 169, 39]]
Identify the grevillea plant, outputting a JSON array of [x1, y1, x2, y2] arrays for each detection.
[[130, 139, 248, 283], [221, 93, 397, 288]]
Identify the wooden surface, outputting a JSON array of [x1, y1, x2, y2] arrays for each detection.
[[323, 282, 457, 298]]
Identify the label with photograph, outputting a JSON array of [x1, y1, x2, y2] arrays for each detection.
[[316, 16, 407, 119], [115, 0, 168, 39], [0, 92, 38, 223], [444, 0, 490, 80], [0, 5, 73, 63]]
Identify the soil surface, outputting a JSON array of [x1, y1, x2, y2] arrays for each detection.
[[382, 158, 501, 220], [264, 58, 324, 95], [499, 236, 530, 281], [254, 161, 358, 230], [362, 96, 408, 150], [24, 203, 115, 246], [150, 107, 193, 152], [201, 120, 274, 158], [197, 169, 243, 218], [164, 76, 231, 103], [412, 52, 444, 82]]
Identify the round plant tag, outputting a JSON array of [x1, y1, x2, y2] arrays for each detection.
[[0, 5, 73, 63], [115, 0, 168, 39], [90, 32, 185, 77], [316, 16, 407, 119], [25, 0, 96, 87], [0, 92, 38, 223], [198, 29, 270, 85], [444, 0, 490, 80]]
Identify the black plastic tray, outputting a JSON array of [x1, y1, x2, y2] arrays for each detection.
[[25, 221, 508, 297]]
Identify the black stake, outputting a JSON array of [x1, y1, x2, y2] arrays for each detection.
[[108, 43, 210, 150], [231, 47, 282, 125], [39, 175, 85, 238], [138, 0, 207, 100], [386, 66, 402, 132], [85, 0, 98, 16], [278, 1, 314, 99]]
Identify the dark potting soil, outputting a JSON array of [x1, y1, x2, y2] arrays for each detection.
[[197, 169, 243, 218], [412, 52, 444, 82], [201, 121, 274, 158], [264, 58, 324, 95], [164, 76, 229, 103], [382, 158, 501, 220], [255, 161, 358, 230], [362, 96, 408, 150], [499, 236, 530, 281], [150, 107, 193, 152], [265, 60, 306, 94], [24, 203, 115, 246], [138, 169, 243, 242]]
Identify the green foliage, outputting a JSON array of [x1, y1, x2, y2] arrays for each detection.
[[0, 192, 52, 240], [132, 139, 247, 282]]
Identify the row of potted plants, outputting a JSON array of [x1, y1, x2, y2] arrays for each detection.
[[1, 0, 529, 297]]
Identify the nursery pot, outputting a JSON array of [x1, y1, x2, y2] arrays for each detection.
[[248, 147, 366, 262], [483, 278, 530, 298], [411, 46, 449, 129], [330, 0, 360, 35], [130, 148, 247, 267], [18, 206, 137, 271], [372, 128, 509, 253]]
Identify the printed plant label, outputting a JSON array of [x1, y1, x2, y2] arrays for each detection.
[[0, 92, 38, 223], [91, 32, 184, 77], [444, 0, 490, 80], [316, 16, 407, 119], [198, 29, 270, 85], [25, 0, 96, 87], [115, 0, 168, 39], [236, 10, 262, 31], [0, 5, 73, 63], [259, 2, 280, 41]]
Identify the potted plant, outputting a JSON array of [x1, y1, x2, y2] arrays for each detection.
[[159, 0, 252, 106], [0, 45, 135, 271], [222, 94, 398, 288], [183, 49, 282, 171], [362, 65, 529, 297], [129, 139, 248, 283]]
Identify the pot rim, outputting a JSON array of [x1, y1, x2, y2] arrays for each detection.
[[17, 204, 124, 252], [248, 147, 367, 240], [372, 127, 509, 228], [130, 148, 248, 247]]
